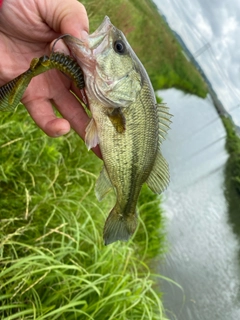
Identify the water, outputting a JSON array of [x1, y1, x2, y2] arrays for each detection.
[[157, 89, 240, 320]]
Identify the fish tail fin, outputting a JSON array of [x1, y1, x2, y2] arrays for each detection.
[[103, 207, 137, 245]]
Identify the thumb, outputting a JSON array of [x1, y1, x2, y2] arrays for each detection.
[[37, 0, 89, 39]]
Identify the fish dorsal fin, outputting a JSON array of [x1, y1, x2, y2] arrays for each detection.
[[146, 152, 170, 194], [85, 118, 100, 150], [157, 103, 172, 144], [95, 166, 113, 201], [146, 103, 171, 194], [106, 107, 126, 133]]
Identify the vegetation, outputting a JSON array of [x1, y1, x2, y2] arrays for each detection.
[[0, 107, 167, 319], [222, 116, 240, 195], [0, 0, 209, 318], [222, 117, 240, 224]]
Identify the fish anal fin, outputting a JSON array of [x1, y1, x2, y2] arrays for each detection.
[[106, 107, 126, 133], [85, 118, 99, 150], [146, 152, 170, 194], [95, 166, 113, 201], [103, 208, 137, 245]]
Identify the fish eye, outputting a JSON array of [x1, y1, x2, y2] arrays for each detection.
[[113, 40, 126, 55]]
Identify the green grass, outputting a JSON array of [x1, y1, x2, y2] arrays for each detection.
[[221, 116, 240, 227], [221, 117, 240, 255], [222, 116, 240, 196], [0, 107, 167, 319]]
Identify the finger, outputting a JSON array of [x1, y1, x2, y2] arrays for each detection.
[[50, 38, 70, 55], [38, 0, 89, 39], [24, 91, 102, 157], [52, 87, 102, 159], [53, 87, 89, 137], [70, 84, 89, 110], [24, 98, 71, 137]]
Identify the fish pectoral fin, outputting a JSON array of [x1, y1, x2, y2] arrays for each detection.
[[103, 208, 137, 245], [95, 166, 113, 201], [106, 107, 126, 133], [146, 152, 170, 194], [85, 118, 100, 150]]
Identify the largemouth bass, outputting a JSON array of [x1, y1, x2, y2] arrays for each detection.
[[63, 16, 172, 245]]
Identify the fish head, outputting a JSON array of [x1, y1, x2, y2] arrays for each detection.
[[63, 16, 143, 108]]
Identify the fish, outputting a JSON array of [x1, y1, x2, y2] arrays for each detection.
[[0, 52, 85, 111], [63, 16, 172, 245]]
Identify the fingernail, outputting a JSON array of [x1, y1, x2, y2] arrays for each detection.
[[54, 129, 70, 137], [81, 30, 88, 40]]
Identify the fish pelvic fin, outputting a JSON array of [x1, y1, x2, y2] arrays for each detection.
[[103, 208, 137, 245]]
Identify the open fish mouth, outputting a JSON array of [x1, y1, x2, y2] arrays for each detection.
[[89, 16, 113, 42], [61, 16, 114, 69]]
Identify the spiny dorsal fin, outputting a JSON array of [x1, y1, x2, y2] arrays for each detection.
[[146, 152, 170, 194], [95, 166, 113, 201], [157, 103, 172, 144]]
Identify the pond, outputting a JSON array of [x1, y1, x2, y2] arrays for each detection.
[[157, 89, 240, 320]]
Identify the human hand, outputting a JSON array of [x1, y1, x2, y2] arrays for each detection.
[[0, 0, 101, 157]]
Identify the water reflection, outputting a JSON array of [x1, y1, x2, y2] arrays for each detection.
[[156, 89, 240, 320]]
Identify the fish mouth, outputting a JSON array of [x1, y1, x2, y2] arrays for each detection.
[[62, 17, 142, 108], [90, 16, 112, 41], [63, 16, 114, 71]]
